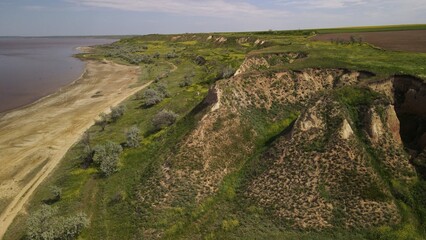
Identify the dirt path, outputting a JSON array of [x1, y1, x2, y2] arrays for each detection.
[[0, 60, 151, 239]]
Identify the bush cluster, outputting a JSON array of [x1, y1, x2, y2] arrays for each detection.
[[26, 205, 89, 240], [142, 83, 170, 108], [110, 105, 126, 122], [165, 52, 178, 59], [179, 75, 193, 87], [194, 55, 206, 65], [126, 126, 140, 148], [152, 110, 178, 130], [220, 66, 236, 79], [93, 141, 123, 177], [102, 45, 156, 65], [49, 185, 62, 202]]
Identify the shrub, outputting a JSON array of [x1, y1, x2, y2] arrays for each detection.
[[93, 141, 123, 177], [221, 219, 239, 231], [194, 55, 206, 65], [126, 126, 140, 148], [154, 83, 170, 98], [26, 205, 89, 240], [95, 113, 108, 131], [220, 66, 235, 79], [165, 52, 178, 59], [179, 77, 192, 87], [110, 105, 126, 122], [81, 145, 93, 167], [49, 185, 62, 202], [81, 131, 91, 147], [153, 52, 160, 59], [27, 205, 57, 240], [100, 155, 119, 177], [142, 84, 170, 107], [142, 89, 163, 108], [152, 110, 178, 130]]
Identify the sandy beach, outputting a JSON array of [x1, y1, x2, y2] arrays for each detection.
[[0, 60, 149, 238]]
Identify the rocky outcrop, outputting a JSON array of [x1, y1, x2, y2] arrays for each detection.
[[235, 53, 307, 75], [370, 75, 426, 117], [369, 75, 426, 153], [340, 119, 354, 139], [247, 97, 411, 229], [137, 68, 361, 209], [235, 57, 270, 76], [138, 63, 420, 234]]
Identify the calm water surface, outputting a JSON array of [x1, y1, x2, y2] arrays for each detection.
[[0, 38, 116, 113]]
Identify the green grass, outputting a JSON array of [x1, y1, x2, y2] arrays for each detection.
[[5, 26, 426, 240]]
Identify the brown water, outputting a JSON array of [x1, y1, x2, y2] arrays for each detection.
[[0, 37, 116, 113]]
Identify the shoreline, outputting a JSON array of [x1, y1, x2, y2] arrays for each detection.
[[0, 58, 150, 238], [0, 46, 97, 117], [0, 64, 89, 118]]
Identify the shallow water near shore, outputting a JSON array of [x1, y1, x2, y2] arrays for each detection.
[[0, 37, 116, 113]]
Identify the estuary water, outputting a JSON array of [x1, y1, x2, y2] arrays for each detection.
[[0, 37, 116, 113]]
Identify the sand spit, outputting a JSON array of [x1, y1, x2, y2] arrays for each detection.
[[0, 60, 149, 238]]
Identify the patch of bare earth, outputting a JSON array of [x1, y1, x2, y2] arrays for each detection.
[[0, 60, 148, 238], [311, 30, 426, 52]]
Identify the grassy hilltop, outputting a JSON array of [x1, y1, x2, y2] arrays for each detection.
[[5, 25, 426, 239]]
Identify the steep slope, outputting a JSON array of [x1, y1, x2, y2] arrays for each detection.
[[135, 53, 426, 238], [6, 31, 426, 240], [247, 94, 415, 229], [136, 62, 378, 237]]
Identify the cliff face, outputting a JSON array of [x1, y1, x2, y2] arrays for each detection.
[[369, 76, 426, 144], [138, 56, 423, 237], [137, 67, 363, 209], [246, 96, 415, 229], [369, 75, 426, 177]]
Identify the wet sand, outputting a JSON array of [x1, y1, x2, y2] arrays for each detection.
[[0, 60, 151, 238], [0, 37, 116, 113]]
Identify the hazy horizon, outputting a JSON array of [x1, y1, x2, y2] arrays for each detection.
[[1, 0, 426, 37]]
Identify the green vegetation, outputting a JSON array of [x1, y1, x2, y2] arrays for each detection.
[[151, 110, 178, 130], [110, 105, 126, 123], [26, 205, 89, 240], [125, 125, 140, 148], [6, 25, 426, 240], [93, 141, 123, 177]]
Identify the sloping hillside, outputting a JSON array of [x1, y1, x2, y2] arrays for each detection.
[[4, 28, 426, 240]]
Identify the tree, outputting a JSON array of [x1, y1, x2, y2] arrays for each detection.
[[26, 205, 89, 240], [93, 141, 123, 177], [110, 105, 126, 122], [27, 205, 57, 240], [152, 110, 178, 130], [100, 156, 119, 177], [126, 126, 140, 148], [142, 89, 163, 108], [95, 113, 108, 131]]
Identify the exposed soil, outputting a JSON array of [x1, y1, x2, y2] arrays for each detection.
[[369, 75, 426, 153], [312, 30, 426, 52], [0, 60, 149, 238]]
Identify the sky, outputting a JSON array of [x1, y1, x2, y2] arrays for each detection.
[[0, 0, 425, 36]]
